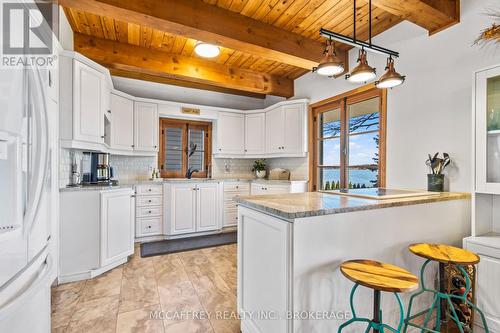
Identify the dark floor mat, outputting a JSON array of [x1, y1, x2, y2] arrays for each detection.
[[140, 232, 237, 257]]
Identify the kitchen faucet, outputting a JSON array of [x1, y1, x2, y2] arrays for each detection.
[[185, 166, 199, 179]]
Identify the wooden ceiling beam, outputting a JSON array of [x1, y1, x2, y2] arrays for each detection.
[[367, 0, 459, 35], [109, 69, 266, 99], [58, 0, 339, 70], [73, 33, 294, 97]]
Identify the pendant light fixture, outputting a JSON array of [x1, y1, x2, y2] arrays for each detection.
[[375, 56, 405, 88], [346, 48, 376, 83], [313, 39, 344, 77], [194, 41, 220, 58], [316, 0, 405, 88]]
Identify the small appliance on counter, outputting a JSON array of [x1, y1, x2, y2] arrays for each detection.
[[81, 152, 117, 186]]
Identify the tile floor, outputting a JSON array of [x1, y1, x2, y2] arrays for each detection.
[[51, 244, 239, 333]]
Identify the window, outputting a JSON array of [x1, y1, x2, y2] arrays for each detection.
[[159, 119, 212, 178], [310, 86, 386, 191]]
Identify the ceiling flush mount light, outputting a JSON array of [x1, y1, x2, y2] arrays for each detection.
[[346, 48, 376, 83], [313, 40, 344, 76], [194, 41, 220, 58], [316, 0, 405, 88], [375, 56, 405, 88]]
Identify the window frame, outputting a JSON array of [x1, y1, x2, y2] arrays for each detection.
[[158, 118, 212, 179], [309, 85, 387, 191]]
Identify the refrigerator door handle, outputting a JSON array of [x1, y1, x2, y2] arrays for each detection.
[[0, 253, 51, 314], [23, 68, 49, 237]]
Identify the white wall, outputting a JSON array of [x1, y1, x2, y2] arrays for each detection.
[[112, 76, 285, 110], [294, 0, 500, 192]]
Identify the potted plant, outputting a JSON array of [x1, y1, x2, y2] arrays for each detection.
[[425, 153, 451, 192], [252, 159, 267, 179]]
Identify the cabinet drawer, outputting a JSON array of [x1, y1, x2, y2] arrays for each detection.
[[136, 206, 162, 218], [224, 210, 238, 227], [136, 185, 163, 195], [136, 217, 162, 236], [224, 198, 238, 209], [223, 183, 250, 193], [136, 196, 162, 207]]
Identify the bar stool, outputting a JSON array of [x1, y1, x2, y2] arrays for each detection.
[[339, 260, 419, 333], [404, 243, 489, 333]]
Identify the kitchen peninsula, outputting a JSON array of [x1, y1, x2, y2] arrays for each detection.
[[236, 190, 471, 333]]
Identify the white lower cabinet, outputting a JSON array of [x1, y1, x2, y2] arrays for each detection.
[[135, 184, 163, 238], [59, 188, 135, 283], [223, 182, 250, 228], [165, 182, 220, 236], [250, 181, 308, 195], [464, 238, 500, 332], [100, 190, 135, 267]]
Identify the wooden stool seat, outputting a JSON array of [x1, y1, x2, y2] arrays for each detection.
[[409, 243, 480, 265], [340, 260, 418, 293]]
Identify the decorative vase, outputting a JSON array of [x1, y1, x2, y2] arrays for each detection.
[[427, 174, 445, 192], [256, 170, 266, 179]]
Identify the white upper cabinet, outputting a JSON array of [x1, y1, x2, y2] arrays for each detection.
[[265, 106, 284, 154], [283, 103, 305, 155], [245, 113, 266, 155], [110, 94, 134, 151], [476, 65, 500, 194], [217, 112, 245, 155], [73, 60, 105, 145], [134, 102, 159, 152], [265, 102, 306, 156]]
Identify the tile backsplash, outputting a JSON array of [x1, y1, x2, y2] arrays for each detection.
[[59, 148, 156, 188], [211, 157, 309, 180], [60, 148, 309, 187]]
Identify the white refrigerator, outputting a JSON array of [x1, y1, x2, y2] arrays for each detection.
[[0, 65, 54, 331]]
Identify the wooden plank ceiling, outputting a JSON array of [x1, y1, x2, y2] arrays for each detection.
[[59, 0, 458, 98]]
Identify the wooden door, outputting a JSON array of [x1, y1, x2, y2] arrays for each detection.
[[134, 102, 158, 152], [265, 106, 284, 153], [196, 183, 219, 232], [73, 60, 104, 144], [110, 94, 134, 151], [245, 113, 266, 154], [100, 190, 134, 266]]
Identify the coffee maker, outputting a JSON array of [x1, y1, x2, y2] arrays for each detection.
[[81, 152, 115, 185]]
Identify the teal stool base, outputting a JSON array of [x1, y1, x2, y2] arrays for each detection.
[[338, 283, 405, 333], [403, 259, 489, 333]]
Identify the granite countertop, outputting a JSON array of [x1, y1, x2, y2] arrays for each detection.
[[60, 178, 308, 192], [235, 191, 471, 221], [59, 184, 134, 192]]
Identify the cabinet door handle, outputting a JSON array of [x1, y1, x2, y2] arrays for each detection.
[[148, 210, 152, 213], [154, 145, 157, 148], [236, 186, 239, 189], [107, 110, 111, 114], [132, 144, 135, 148], [148, 200, 152, 203], [148, 189, 152, 192]]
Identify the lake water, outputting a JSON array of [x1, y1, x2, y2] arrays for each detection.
[[322, 169, 378, 189]]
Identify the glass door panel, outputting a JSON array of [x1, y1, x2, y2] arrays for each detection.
[[317, 108, 341, 190], [188, 128, 205, 173], [487, 74, 500, 183], [347, 97, 380, 188]]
